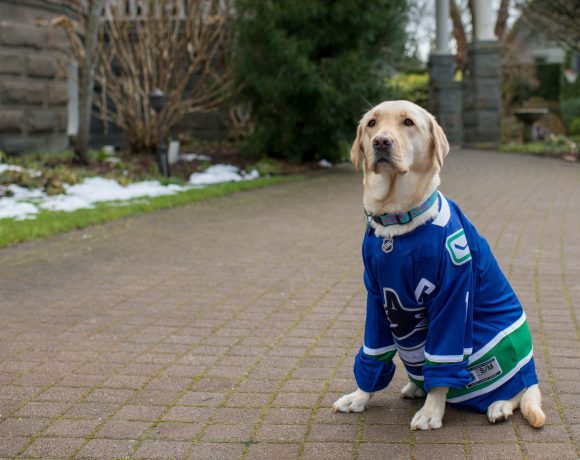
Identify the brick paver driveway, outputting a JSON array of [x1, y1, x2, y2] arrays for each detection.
[[1, 150, 579, 459]]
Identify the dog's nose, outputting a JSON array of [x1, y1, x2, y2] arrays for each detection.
[[373, 135, 393, 150]]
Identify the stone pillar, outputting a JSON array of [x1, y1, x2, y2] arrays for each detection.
[[429, 0, 462, 145], [0, 0, 76, 155], [462, 41, 502, 148], [461, 0, 502, 147]]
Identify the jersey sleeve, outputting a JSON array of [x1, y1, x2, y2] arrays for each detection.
[[422, 229, 474, 393], [353, 241, 397, 393]]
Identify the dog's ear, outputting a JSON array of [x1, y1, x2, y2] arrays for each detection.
[[350, 122, 364, 171], [430, 115, 450, 167]]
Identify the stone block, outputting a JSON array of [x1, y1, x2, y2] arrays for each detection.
[[429, 54, 456, 83], [0, 135, 37, 154], [48, 81, 68, 106], [46, 28, 69, 52], [0, 80, 45, 105], [0, 109, 24, 133], [28, 110, 57, 133], [0, 54, 25, 75], [0, 21, 46, 49], [27, 54, 56, 78]]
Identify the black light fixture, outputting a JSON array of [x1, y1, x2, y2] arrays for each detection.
[[149, 88, 170, 177], [149, 88, 165, 114]]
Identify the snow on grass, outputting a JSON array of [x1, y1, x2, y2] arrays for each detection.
[[0, 164, 42, 177], [189, 164, 259, 186], [40, 178, 189, 212], [179, 153, 212, 162], [0, 199, 38, 220], [0, 164, 24, 174], [0, 162, 260, 220]]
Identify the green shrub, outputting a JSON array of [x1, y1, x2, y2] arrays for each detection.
[[234, 0, 408, 163], [391, 72, 429, 108], [560, 97, 580, 132], [570, 117, 580, 136], [533, 63, 560, 101]]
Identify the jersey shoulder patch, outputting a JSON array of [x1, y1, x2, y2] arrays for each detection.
[[445, 228, 472, 265]]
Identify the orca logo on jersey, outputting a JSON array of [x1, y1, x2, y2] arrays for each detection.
[[383, 288, 428, 340]]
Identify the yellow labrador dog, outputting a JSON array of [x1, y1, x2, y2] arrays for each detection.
[[333, 100, 545, 430]]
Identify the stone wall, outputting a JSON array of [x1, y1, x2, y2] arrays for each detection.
[[0, 0, 73, 155]]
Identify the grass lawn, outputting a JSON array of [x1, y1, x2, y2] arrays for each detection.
[[499, 142, 575, 157], [0, 175, 296, 249]]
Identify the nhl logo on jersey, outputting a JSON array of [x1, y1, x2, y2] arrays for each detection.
[[382, 238, 394, 253]]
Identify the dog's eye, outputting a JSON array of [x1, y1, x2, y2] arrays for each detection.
[[367, 119, 376, 128], [403, 118, 415, 127]]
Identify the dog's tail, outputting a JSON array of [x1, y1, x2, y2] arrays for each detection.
[[520, 384, 545, 428]]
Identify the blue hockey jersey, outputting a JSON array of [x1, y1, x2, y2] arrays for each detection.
[[354, 191, 538, 413]]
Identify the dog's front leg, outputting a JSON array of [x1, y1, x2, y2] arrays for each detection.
[[332, 388, 371, 413], [410, 386, 448, 430]]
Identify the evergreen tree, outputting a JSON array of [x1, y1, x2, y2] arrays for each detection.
[[234, 0, 408, 163]]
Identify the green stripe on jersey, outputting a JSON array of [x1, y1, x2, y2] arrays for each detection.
[[374, 350, 396, 363]]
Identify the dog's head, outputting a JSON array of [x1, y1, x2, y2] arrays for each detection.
[[350, 100, 450, 216], [350, 100, 449, 176]]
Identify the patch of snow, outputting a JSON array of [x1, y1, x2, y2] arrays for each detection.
[[102, 145, 115, 155], [39, 178, 189, 212], [0, 163, 42, 177], [180, 153, 212, 162], [318, 159, 332, 168], [1, 177, 190, 219], [40, 196, 94, 212], [189, 164, 259, 186], [0, 198, 38, 220], [0, 164, 25, 174], [7, 185, 46, 200], [68, 177, 186, 203]]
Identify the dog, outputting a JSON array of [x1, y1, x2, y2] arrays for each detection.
[[332, 100, 545, 430]]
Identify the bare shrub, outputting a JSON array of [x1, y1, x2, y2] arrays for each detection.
[[58, 0, 233, 154]]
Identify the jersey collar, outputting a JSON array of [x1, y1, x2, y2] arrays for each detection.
[[365, 190, 439, 227]]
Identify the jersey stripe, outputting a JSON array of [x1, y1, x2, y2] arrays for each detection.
[[468, 312, 526, 364], [431, 192, 450, 227], [363, 344, 396, 356], [424, 352, 464, 363]]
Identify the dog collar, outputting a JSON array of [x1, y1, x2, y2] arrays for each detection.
[[365, 190, 439, 226]]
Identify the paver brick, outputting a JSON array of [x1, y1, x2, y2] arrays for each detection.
[[302, 442, 355, 460], [133, 439, 190, 459], [149, 421, 203, 440], [359, 442, 410, 459], [44, 419, 101, 437], [75, 438, 135, 458], [413, 443, 466, 459], [23, 436, 85, 458], [247, 442, 300, 459], [95, 420, 151, 439]]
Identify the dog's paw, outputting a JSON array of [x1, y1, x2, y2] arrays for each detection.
[[487, 400, 514, 424], [400, 381, 425, 399], [410, 406, 443, 430], [332, 389, 370, 413]]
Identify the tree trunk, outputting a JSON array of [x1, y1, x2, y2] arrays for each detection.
[[494, 0, 510, 41], [74, 0, 105, 164], [450, 0, 468, 72]]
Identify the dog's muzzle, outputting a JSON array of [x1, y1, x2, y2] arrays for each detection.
[[372, 134, 394, 168]]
